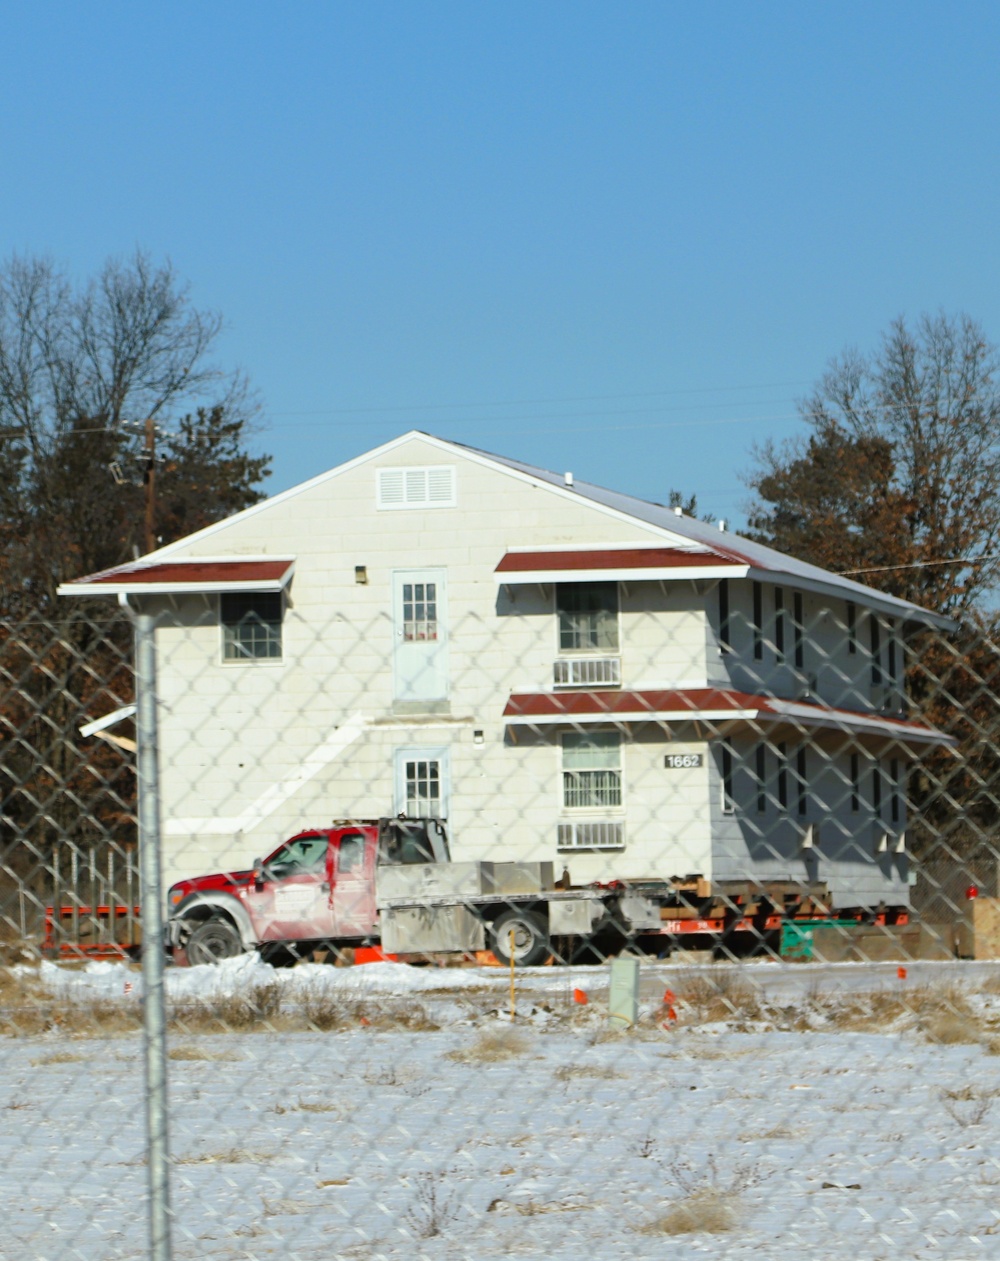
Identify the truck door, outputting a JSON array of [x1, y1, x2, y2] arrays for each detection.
[[246, 832, 337, 944], [331, 830, 379, 938]]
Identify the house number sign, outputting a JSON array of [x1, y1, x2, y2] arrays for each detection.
[[664, 754, 703, 769]]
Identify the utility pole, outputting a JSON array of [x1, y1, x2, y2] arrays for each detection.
[[143, 416, 156, 554]]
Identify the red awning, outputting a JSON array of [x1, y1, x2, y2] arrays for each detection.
[[503, 687, 953, 747], [494, 547, 747, 583], [58, 557, 295, 596]]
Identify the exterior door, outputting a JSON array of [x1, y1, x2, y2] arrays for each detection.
[[330, 830, 379, 938], [245, 832, 336, 943], [392, 569, 449, 703]]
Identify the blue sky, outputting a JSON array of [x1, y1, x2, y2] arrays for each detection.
[[3, 3, 999, 526]]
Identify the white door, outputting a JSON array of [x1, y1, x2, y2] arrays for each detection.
[[392, 569, 449, 702], [394, 747, 450, 820]]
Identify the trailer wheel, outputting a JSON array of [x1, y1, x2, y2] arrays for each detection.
[[186, 917, 245, 966], [491, 909, 550, 967]]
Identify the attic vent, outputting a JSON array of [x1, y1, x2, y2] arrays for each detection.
[[377, 466, 456, 510], [558, 821, 625, 851], [554, 657, 621, 687]]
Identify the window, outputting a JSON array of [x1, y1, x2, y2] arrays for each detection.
[[887, 619, 898, 690], [337, 833, 365, 873], [793, 592, 805, 670], [557, 583, 619, 652], [890, 758, 901, 825], [796, 747, 808, 817], [562, 732, 622, 809], [872, 760, 883, 817], [870, 614, 882, 687], [264, 834, 327, 879], [847, 602, 857, 655], [718, 579, 731, 651], [753, 582, 764, 661], [721, 740, 735, 814], [756, 744, 767, 813], [778, 742, 788, 810], [402, 582, 437, 641], [221, 592, 282, 661], [774, 588, 785, 663], [404, 759, 442, 817], [377, 465, 456, 509], [850, 753, 860, 813]]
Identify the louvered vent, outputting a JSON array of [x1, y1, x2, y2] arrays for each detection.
[[377, 466, 456, 509], [557, 821, 625, 850], [553, 657, 621, 687]]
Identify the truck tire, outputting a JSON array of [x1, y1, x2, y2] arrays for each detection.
[[186, 917, 246, 966], [491, 909, 550, 967]]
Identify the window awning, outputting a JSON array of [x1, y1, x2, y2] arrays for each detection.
[[503, 687, 954, 747], [494, 546, 747, 584], [57, 557, 296, 597]]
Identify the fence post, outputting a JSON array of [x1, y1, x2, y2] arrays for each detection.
[[134, 610, 172, 1261]]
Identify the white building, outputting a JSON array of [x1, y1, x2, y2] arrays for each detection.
[[61, 431, 953, 909]]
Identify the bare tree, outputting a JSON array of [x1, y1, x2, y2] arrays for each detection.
[[746, 313, 1000, 616], [0, 249, 268, 615]]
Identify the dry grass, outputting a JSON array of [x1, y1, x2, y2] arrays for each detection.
[[170, 984, 282, 1033], [641, 1189, 739, 1235], [553, 1063, 623, 1081], [446, 1027, 530, 1063], [29, 1050, 87, 1065], [941, 1085, 997, 1126], [174, 1147, 276, 1166], [676, 975, 765, 1026], [168, 1044, 240, 1062]]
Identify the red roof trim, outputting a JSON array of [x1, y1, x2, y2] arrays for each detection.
[[495, 548, 741, 574], [502, 687, 949, 739], [71, 560, 293, 586]]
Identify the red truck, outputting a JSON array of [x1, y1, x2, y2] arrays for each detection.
[[167, 816, 583, 967]]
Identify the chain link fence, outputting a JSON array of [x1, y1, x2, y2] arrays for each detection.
[[3, 597, 1000, 1259]]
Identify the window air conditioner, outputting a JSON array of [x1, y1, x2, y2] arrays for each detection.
[[553, 658, 621, 687]]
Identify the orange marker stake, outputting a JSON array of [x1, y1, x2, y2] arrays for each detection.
[[573, 988, 588, 1005], [897, 966, 908, 981]]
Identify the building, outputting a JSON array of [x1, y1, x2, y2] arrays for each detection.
[[60, 431, 953, 909]]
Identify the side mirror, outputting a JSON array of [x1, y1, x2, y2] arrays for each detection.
[[252, 858, 265, 885]]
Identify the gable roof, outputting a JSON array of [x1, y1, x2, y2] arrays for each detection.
[[57, 430, 952, 627]]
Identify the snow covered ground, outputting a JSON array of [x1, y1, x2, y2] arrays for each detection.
[[5, 956, 1000, 1260]]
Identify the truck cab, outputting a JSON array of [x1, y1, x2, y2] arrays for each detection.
[[167, 817, 449, 965]]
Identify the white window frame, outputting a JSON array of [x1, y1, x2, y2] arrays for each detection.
[[560, 731, 624, 813], [394, 746, 450, 820], [377, 466, 457, 510], [554, 582, 620, 656], [219, 592, 284, 666]]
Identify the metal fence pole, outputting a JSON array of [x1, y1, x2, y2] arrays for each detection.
[[135, 610, 172, 1261]]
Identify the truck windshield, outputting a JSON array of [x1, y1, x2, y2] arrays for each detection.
[[264, 834, 327, 880]]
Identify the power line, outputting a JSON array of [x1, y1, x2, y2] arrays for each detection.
[[839, 555, 1000, 576]]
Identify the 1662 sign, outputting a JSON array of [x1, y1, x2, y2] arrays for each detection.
[[664, 753, 703, 769]]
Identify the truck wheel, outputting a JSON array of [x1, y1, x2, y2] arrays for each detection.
[[491, 910, 550, 967], [186, 918, 245, 966]]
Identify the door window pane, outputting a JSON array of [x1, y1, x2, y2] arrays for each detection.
[[405, 759, 442, 817], [403, 583, 438, 641]]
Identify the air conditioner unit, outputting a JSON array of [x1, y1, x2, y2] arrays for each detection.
[[553, 657, 621, 687], [557, 821, 625, 850]]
